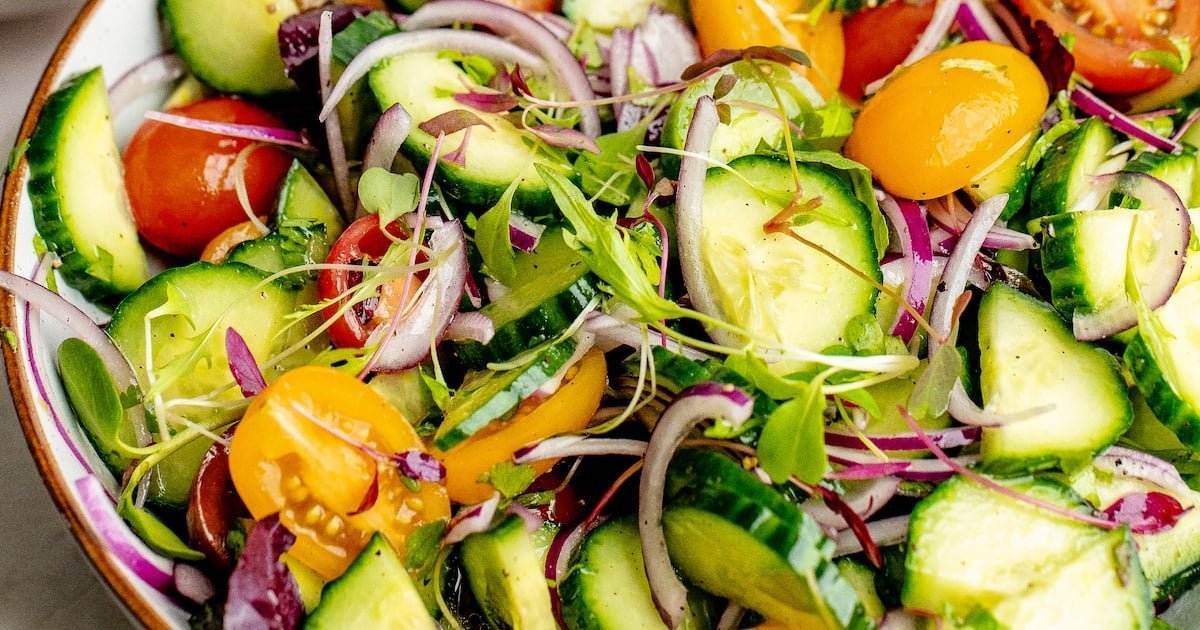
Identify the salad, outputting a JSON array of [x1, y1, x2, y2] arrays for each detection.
[[9, 0, 1200, 628]]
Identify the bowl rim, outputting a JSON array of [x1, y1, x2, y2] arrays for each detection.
[[0, 0, 172, 627]]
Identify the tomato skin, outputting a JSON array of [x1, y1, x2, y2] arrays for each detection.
[[186, 436, 244, 571], [839, 0, 935, 101], [1012, 0, 1200, 94], [689, 0, 845, 98], [199, 218, 267, 263], [845, 41, 1048, 200], [436, 349, 607, 505], [123, 97, 292, 258], [317, 215, 417, 349], [229, 366, 450, 580]]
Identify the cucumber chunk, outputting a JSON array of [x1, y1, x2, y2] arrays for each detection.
[[27, 67, 149, 307], [903, 474, 1152, 628], [664, 449, 872, 629], [560, 516, 712, 630], [106, 262, 306, 506], [964, 130, 1037, 221], [225, 221, 329, 290], [369, 51, 574, 209], [161, 0, 298, 95], [1125, 282, 1200, 449], [456, 227, 598, 368], [276, 160, 345, 241], [1029, 118, 1118, 218], [1126, 149, 1196, 204], [662, 61, 822, 174], [1040, 208, 1153, 325], [978, 284, 1131, 473], [561, 0, 688, 31], [304, 533, 436, 629], [836, 558, 885, 623], [697, 155, 880, 358], [460, 515, 556, 630], [435, 338, 578, 450]]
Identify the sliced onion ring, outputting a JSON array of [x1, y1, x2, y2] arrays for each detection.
[[403, 0, 601, 136], [878, 191, 934, 343], [444, 494, 500, 544], [638, 383, 754, 627], [825, 426, 981, 452], [1070, 172, 1190, 341], [1096, 446, 1195, 501], [1072, 87, 1182, 153], [833, 515, 910, 557], [75, 476, 174, 592], [803, 477, 901, 531], [513, 436, 649, 463], [444, 311, 495, 344], [144, 111, 314, 151], [108, 53, 186, 118], [362, 103, 413, 173]]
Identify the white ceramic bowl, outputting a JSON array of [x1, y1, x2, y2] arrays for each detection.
[[2, 0, 187, 627]]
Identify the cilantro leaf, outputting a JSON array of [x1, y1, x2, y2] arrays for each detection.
[[481, 461, 537, 499], [757, 383, 827, 484]]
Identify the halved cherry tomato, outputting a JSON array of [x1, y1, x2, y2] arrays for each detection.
[[199, 218, 267, 264], [186, 434, 245, 571], [1012, 0, 1200, 94], [689, 0, 845, 98], [317, 215, 422, 349], [845, 41, 1048, 200], [839, 0, 935, 101], [436, 349, 607, 505], [229, 366, 450, 580], [123, 97, 292, 259]]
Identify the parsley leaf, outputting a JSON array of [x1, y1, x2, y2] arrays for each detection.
[[481, 461, 537, 499]]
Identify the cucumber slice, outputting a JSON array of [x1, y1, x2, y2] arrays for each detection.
[[696, 155, 880, 358], [106, 262, 306, 506], [964, 130, 1037, 221], [664, 449, 872, 629], [276, 160, 346, 242], [1070, 465, 1200, 604], [27, 67, 149, 307], [305, 533, 436, 629], [561, 0, 688, 31], [1029, 118, 1118, 218], [836, 558, 885, 623], [988, 528, 1151, 630], [661, 61, 821, 175], [1126, 282, 1200, 449], [161, 0, 298, 95], [368, 51, 575, 209], [903, 474, 1151, 626], [456, 228, 598, 368], [460, 515, 556, 630], [560, 516, 713, 630], [1178, 116, 1200, 207], [435, 338, 578, 450], [978, 284, 1131, 473], [1126, 149, 1196, 204], [225, 221, 329, 290]]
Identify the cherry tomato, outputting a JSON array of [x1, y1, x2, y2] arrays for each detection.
[[436, 349, 607, 505], [317, 215, 421, 349], [1012, 0, 1200, 94], [845, 41, 1048, 200], [689, 0, 845, 98], [839, 0, 935, 101], [123, 97, 293, 258], [199, 218, 267, 264], [186, 435, 245, 571], [229, 366, 450, 579]]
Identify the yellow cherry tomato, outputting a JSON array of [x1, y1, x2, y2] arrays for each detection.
[[199, 218, 267, 264], [689, 0, 844, 98], [845, 41, 1049, 201], [437, 349, 607, 504], [229, 366, 450, 580]]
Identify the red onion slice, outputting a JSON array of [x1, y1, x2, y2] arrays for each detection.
[[825, 426, 981, 452], [866, 0, 963, 95], [173, 563, 216, 605], [508, 213, 546, 253], [362, 103, 413, 173], [582, 312, 714, 361], [826, 446, 977, 482], [716, 603, 746, 630], [445, 494, 500, 544], [444, 311, 496, 344], [403, 0, 601, 136], [804, 477, 901, 531], [108, 53, 186, 118], [1072, 87, 1182, 153], [1101, 491, 1190, 534], [834, 515, 910, 557], [878, 191, 934, 343], [1070, 172, 1190, 340], [225, 327, 267, 397], [513, 436, 649, 464], [75, 476, 174, 592], [954, 0, 1013, 44], [362, 219, 468, 373], [143, 111, 314, 151], [319, 11, 354, 218], [639, 383, 754, 627], [320, 30, 548, 124], [1096, 446, 1195, 500]]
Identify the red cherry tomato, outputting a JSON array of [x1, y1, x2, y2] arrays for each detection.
[[186, 435, 246, 571], [123, 97, 293, 258], [839, 0, 935, 101], [1012, 0, 1200, 94], [317, 215, 420, 348]]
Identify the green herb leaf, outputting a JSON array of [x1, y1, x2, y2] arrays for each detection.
[[907, 338, 963, 422], [844, 313, 884, 355], [437, 50, 497, 85], [332, 12, 400, 66], [803, 97, 855, 150], [837, 388, 882, 420], [475, 180, 520, 283], [419, 367, 451, 411], [7, 138, 28, 174], [480, 461, 537, 499], [724, 352, 808, 400], [358, 167, 420, 228], [574, 122, 650, 207], [1130, 36, 1192, 75], [0, 328, 15, 351], [118, 494, 205, 561], [790, 150, 889, 255], [405, 518, 446, 575], [758, 384, 827, 484], [58, 338, 138, 470]]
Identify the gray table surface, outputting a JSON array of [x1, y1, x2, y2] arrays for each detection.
[[3, 5, 1200, 630], [0, 6, 133, 629]]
